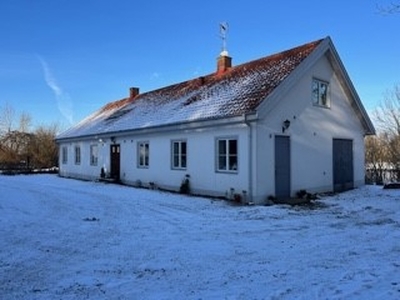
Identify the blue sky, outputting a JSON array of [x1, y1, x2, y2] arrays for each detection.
[[0, 0, 399, 130]]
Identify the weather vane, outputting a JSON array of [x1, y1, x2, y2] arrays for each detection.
[[219, 22, 229, 54]]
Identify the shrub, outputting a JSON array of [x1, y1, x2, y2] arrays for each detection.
[[180, 174, 190, 194]]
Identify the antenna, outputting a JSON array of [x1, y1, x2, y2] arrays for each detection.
[[219, 22, 229, 55]]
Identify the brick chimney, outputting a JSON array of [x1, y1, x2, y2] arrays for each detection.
[[129, 87, 139, 98], [217, 50, 232, 74]]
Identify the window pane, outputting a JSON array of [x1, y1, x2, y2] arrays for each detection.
[[228, 140, 237, 171], [218, 155, 227, 170], [229, 155, 237, 170], [320, 82, 328, 106], [229, 139, 237, 155], [181, 155, 187, 168], [312, 80, 319, 105], [173, 154, 179, 168], [173, 142, 179, 155], [218, 140, 226, 155], [181, 142, 186, 155]]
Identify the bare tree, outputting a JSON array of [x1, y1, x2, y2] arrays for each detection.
[[18, 112, 32, 133], [0, 103, 15, 135], [30, 123, 59, 168], [373, 84, 400, 136], [366, 135, 386, 183], [365, 134, 396, 183], [368, 84, 400, 182], [377, 1, 400, 14], [0, 103, 61, 171]]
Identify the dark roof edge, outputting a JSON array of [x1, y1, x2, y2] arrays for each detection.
[[324, 37, 376, 135]]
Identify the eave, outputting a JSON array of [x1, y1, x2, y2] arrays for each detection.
[[56, 112, 258, 144]]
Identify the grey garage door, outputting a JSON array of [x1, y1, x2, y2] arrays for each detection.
[[333, 139, 353, 192]]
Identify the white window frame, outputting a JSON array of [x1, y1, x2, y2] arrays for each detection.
[[137, 141, 149, 168], [312, 78, 330, 108], [171, 140, 187, 170], [62, 146, 68, 164], [74, 146, 81, 165], [216, 137, 238, 173], [90, 144, 98, 166]]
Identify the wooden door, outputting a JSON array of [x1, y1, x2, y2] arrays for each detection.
[[110, 144, 120, 180]]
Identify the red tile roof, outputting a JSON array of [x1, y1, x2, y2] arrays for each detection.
[[57, 38, 323, 139]]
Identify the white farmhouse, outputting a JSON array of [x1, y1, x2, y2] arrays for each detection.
[[56, 37, 375, 204]]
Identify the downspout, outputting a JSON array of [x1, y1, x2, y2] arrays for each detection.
[[244, 113, 256, 204]]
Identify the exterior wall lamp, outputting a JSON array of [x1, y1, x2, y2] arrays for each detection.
[[282, 119, 291, 133]]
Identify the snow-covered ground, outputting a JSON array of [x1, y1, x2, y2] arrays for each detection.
[[1, 175, 399, 299]]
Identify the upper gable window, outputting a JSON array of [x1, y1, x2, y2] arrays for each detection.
[[312, 78, 330, 108]]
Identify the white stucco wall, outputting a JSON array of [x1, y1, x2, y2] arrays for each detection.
[[252, 54, 366, 203], [59, 123, 250, 200], [58, 140, 109, 180]]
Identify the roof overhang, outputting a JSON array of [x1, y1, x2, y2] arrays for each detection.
[[56, 112, 258, 144]]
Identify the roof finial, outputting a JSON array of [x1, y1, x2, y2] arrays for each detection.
[[219, 22, 229, 56]]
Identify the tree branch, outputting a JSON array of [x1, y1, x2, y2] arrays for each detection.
[[377, 2, 400, 15]]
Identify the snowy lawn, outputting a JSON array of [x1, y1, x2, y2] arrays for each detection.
[[1, 175, 400, 299]]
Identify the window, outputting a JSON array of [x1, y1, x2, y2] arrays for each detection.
[[90, 144, 98, 166], [312, 78, 330, 107], [62, 146, 68, 164], [217, 138, 238, 172], [172, 140, 187, 169], [138, 141, 149, 168], [74, 146, 81, 165]]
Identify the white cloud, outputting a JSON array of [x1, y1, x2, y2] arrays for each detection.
[[37, 56, 74, 125], [150, 72, 160, 79]]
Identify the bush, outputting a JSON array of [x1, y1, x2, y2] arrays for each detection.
[[180, 174, 190, 194]]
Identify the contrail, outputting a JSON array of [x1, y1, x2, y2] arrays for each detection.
[[37, 56, 74, 125]]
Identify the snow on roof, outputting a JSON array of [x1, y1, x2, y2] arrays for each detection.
[[57, 38, 323, 140]]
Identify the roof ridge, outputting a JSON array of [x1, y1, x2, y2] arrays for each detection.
[[233, 38, 325, 69]]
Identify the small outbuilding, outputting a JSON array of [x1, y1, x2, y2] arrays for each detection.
[[56, 37, 375, 204]]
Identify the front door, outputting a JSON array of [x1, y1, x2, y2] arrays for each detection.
[[110, 144, 121, 180], [333, 139, 353, 192], [275, 136, 291, 200]]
